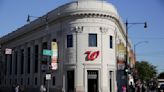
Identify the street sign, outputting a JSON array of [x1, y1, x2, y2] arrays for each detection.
[[43, 49, 53, 56], [5, 48, 12, 54], [41, 64, 47, 71], [46, 74, 51, 80]]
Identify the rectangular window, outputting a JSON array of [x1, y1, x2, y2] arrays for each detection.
[[67, 35, 73, 48], [52, 76, 55, 86], [0, 78, 1, 85], [34, 45, 39, 73], [42, 42, 48, 64], [4, 54, 7, 75], [10, 79, 12, 85], [67, 70, 74, 92], [20, 49, 24, 74], [35, 77, 37, 85], [15, 79, 17, 85], [27, 77, 30, 85], [42, 42, 48, 49], [21, 78, 23, 85], [43, 77, 46, 85], [109, 35, 113, 48], [15, 51, 17, 74], [4, 79, 6, 85], [9, 54, 12, 75], [109, 71, 113, 92], [27, 47, 31, 74], [89, 34, 97, 47]]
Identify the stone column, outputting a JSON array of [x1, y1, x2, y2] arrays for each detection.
[[72, 26, 85, 92], [100, 27, 109, 92], [30, 40, 35, 86]]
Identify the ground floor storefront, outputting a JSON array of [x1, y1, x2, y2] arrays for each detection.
[[0, 65, 117, 92]]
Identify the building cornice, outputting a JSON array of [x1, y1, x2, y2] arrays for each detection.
[[0, 1, 126, 45]]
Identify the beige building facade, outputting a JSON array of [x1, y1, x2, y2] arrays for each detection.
[[0, 0, 130, 92]]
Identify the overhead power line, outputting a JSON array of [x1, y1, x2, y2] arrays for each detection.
[[137, 51, 164, 56], [130, 37, 164, 40], [137, 54, 164, 57]]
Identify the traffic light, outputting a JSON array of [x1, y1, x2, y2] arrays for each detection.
[[124, 68, 131, 75]]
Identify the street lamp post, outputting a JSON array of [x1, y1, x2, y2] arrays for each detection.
[[27, 14, 50, 92], [125, 20, 147, 91], [0, 45, 2, 81]]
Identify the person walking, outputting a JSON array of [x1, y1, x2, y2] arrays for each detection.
[[20, 85, 25, 92], [40, 85, 46, 92], [15, 85, 19, 92], [122, 85, 126, 92]]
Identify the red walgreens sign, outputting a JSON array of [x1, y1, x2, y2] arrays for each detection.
[[85, 51, 100, 61]]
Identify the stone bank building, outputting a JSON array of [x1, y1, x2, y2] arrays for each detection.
[[0, 0, 133, 92]]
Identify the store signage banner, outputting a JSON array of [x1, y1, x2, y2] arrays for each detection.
[[51, 42, 58, 70], [117, 63, 125, 70], [117, 43, 126, 61], [85, 51, 100, 61]]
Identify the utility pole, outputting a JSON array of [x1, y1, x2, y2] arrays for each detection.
[[125, 19, 147, 91], [27, 14, 51, 92]]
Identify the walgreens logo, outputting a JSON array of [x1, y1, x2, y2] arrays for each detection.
[[85, 51, 100, 61]]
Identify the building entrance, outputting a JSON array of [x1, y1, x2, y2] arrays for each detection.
[[67, 70, 74, 92], [87, 70, 98, 92]]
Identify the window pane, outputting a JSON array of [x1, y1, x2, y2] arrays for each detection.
[[52, 76, 55, 86], [5, 54, 7, 75], [42, 42, 47, 49], [110, 36, 113, 48], [67, 70, 74, 92], [20, 49, 24, 74], [27, 77, 30, 85], [34, 45, 38, 73], [35, 77, 37, 85], [9, 54, 12, 75], [42, 42, 48, 64], [109, 71, 113, 92], [21, 78, 23, 85], [15, 51, 17, 74], [89, 34, 97, 47], [43, 77, 46, 85], [67, 35, 73, 48], [27, 47, 31, 74]]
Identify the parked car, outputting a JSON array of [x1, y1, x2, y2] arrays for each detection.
[[159, 84, 164, 91]]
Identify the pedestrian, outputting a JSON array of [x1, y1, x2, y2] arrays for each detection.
[[40, 84, 46, 92], [15, 85, 19, 92], [20, 85, 25, 92], [12, 85, 15, 92], [142, 84, 146, 92], [129, 82, 134, 92], [122, 85, 126, 92]]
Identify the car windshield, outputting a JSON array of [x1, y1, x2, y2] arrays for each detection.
[[160, 84, 164, 87]]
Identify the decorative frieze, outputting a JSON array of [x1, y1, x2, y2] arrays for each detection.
[[71, 26, 84, 33], [100, 27, 109, 34]]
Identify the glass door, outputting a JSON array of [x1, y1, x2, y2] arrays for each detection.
[[87, 70, 98, 92], [67, 70, 74, 92]]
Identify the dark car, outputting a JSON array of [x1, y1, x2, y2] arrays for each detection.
[[160, 84, 164, 91]]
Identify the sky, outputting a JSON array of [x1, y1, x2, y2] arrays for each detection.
[[0, 0, 164, 73]]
